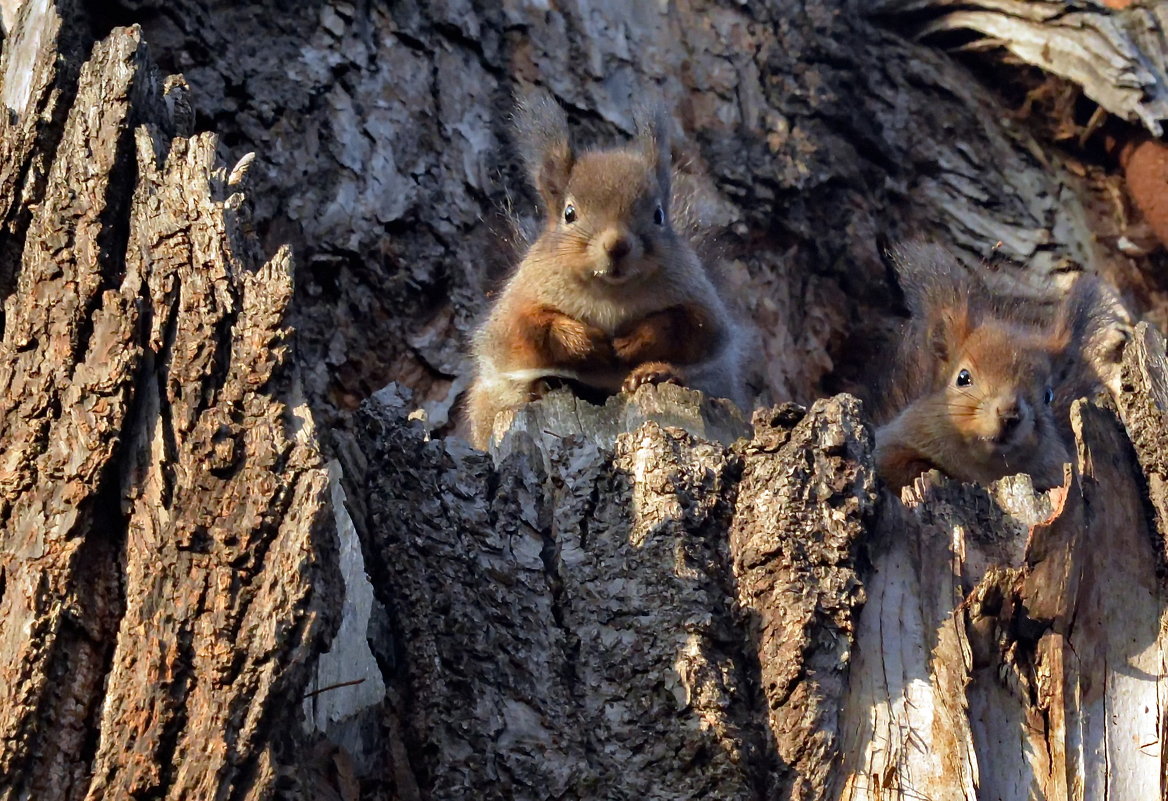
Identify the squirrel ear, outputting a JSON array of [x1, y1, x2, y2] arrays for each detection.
[[889, 241, 974, 364], [926, 300, 971, 363], [514, 90, 575, 214], [1054, 274, 1108, 350], [635, 103, 672, 203], [1050, 274, 1130, 388]]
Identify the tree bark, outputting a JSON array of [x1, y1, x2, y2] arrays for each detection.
[[0, 9, 338, 801], [0, 1, 1166, 800]]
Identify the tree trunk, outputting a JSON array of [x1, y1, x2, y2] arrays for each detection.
[[0, 9, 337, 800], [1, 1, 1166, 800]]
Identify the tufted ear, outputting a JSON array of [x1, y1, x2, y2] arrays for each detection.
[[1050, 273, 1130, 389], [1053, 274, 1107, 351], [634, 103, 673, 213], [514, 90, 575, 216], [889, 241, 978, 365], [926, 301, 971, 364]]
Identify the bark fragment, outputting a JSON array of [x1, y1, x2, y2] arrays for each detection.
[[729, 399, 877, 800]]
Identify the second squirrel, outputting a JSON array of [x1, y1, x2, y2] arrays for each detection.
[[465, 93, 745, 449], [873, 242, 1113, 493]]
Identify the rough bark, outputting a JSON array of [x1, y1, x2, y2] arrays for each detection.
[[353, 386, 876, 800], [1, 1, 1167, 800], [0, 10, 338, 801], [350, 332, 1168, 800], [96, 0, 1163, 422], [882, 0, 1168, 136]]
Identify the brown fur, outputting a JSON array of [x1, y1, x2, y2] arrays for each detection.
[[466, 93, 745, 449], [612, 304, 723, 366], [874, 242, 1119, 493], [510, 301, 615, 368]]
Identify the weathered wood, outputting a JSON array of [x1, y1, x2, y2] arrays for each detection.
[[354, 387, 877, 800], [1, 1, 1167, 799], [0, 28, 159, 797], [835, 384, 1168, 799], [728, 399, 877, 800], [1116, 322, 1168, 548], [877, 0, 1168, 136], [493, 382, 751, 454], [0, 0, 85, 303]]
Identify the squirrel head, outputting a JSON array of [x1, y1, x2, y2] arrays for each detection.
[[514, 92, 681, 288], [931, 315, 1066, 468], [884, 242, 1112, 485]]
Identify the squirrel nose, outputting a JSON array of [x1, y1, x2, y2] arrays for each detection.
[[997, 397, 1023, 432], [605, 233, 631, 260]]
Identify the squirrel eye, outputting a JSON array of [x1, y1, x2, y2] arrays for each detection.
[[955, 369, 973, 387], [1044, 386, 1054, 405], [563, 204, 577, 224], [653, 204, 665, 226]]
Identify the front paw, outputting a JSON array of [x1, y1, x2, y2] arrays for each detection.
[[551, 317, 613, 364], [622, 361, 684, 393], [612, 329, 651, 363]]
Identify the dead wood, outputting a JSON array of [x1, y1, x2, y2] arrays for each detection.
[[874, 0, 1168, 136]]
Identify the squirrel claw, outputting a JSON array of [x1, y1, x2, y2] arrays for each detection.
[[622, 361, 683, 393]]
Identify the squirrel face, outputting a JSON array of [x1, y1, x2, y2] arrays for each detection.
[[873, 242, 1103, 491], [940, 323, 1060, 467], [541, 150, 674, 287], [515, 93, 678, 291]]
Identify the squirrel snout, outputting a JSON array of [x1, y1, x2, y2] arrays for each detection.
[[596, 227, 641, 261], [992, 395, 1030, 442], [590, 227, 644, 282], [998, 398, 1020, 426], [605, 233, 632, 260]]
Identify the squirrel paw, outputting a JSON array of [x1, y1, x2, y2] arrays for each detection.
[[550, 315, 613, 364], [622, 361, 684, 393]]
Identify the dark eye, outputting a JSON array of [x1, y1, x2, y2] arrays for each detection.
[[563, 204, 577, 224], [653, 204, 665, 226], [1044, 386, 1054, 405], [955, 368, 972, 387]]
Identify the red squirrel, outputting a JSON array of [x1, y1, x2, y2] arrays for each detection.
[[873, 242, 1116, 492], [465, 92, 745, 449]]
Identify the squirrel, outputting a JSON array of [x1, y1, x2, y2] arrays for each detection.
[[465, 92, 745, 449], [872, 242, 1120, 493]]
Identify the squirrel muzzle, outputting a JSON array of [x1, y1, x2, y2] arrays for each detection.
[[979, 393, 1035, 449], [591, 226, 645, 284]]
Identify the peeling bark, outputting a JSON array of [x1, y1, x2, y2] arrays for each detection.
[[878, 0, 1168, 136]]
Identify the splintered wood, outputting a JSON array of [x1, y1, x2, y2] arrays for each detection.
[[357, 347, 1168, 800], [876, 0, 1168, 136], [839, 383, 1168, 799]]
